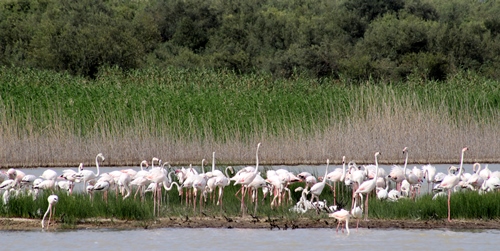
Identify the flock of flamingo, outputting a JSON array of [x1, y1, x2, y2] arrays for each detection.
[[1, 144, 499, 232]]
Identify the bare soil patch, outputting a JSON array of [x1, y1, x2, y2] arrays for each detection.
[[2, 217, 499, 231]]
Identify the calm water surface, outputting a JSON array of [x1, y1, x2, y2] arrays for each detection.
[[1, 228, 498, 251]]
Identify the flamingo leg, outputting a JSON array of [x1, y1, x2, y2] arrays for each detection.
[[48, 207, 53, 230], [447, 189, 452, 222], [333, 182, 337, 206], [241, 186, 246, 215], [364, 195, 370, 221]]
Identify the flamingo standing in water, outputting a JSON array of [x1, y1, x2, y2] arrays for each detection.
[[351, 193, 363, 231], [329, 209, 351, 235], [438, 147, 468, 222], [41, 194, 58, 229]]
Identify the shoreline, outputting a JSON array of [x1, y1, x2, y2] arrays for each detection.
[[2, 217, 499, 231]]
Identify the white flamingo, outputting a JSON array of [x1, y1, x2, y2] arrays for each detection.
[[326, 156, 346, 206], [354, 152, 381, 221], [76, 153, 105, 192], [438, 147, 468, 222], [41, 194, 58, 229], [402, 147, 419, 199], [309, 159, 329, 210], [234, 143, 261, 215], [329, 208, 351, 235]]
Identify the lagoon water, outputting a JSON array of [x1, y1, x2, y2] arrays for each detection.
[[1, 227, 499, 251]]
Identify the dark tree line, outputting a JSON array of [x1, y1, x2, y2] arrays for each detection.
[[1, 0, 500, 81]]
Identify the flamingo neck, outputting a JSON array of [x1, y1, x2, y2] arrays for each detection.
[[403, 151, 409, 180], [457, 150, 466, 177], [322, 159, 329, 184], [212, 152, 216, 172], [473, 163, 481, 173], [225, 167, 232, 178], [95, 156, 101, 176], [254, 145, 260, 174], [340, 158, 346, 181]]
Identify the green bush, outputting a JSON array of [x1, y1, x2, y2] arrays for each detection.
[[2, 0, 500, 80]]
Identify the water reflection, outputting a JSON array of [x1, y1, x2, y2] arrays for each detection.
[[1, 228, 499, 251]]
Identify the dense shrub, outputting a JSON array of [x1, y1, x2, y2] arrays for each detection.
[[1, 0, 500, 81]]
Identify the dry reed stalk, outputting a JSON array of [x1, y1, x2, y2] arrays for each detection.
[[1, 104, 498, 168]]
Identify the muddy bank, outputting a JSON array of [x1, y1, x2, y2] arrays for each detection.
[[2, 217, 500, 231]]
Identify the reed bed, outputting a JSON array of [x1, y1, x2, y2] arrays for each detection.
[[0, 67, 499, 167]]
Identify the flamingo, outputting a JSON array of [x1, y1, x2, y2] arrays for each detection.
[[326, 156, 346, 206], [21, 174, 37, 190], [346, 163, 366, 207], [40, 169, 58, 181], [234, 142, 261, 215], [309, 159, 329, 213], [351, 193, 363, 231], [61, 163, 82, 194], [388, 165, 405, 192], [7, 168, 25, 188], [118, 172, 132, 200], [402, 147, 419, 199], [41, 194, 58, 229], [33, 178, 57, 197], [422, 164, 437, 194], [479, 164, 492, 180], [247, 173, 269, 207], [438, 147, 468, 222], [329, 209, 351, 235], [92, 179, 112, 203], [376, 179, 389, 200], [213, 166, 234, 209], [76, 153, 105, 192], [481, 176, 500, 193], [266, 171, 286, 208], [147, 168, 171, 216], [192, 173, 208, 212], [354, 152, 381, 221], [131, 160, 150, 180], [467, 163, 484, 190]]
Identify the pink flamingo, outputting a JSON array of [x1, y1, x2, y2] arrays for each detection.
[[234, 143, 261, 215], [326, 156, 346, 206], [329, 209, 351, 235], [354, 152, 380, 221], [438, 147, 468, 222]]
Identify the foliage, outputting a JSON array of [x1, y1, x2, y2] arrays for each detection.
[[1, 0, 500, 80]]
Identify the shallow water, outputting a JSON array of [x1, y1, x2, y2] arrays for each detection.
[[1, 228, 499, 251]]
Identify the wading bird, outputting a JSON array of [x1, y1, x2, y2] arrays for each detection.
[[41, 194, 58, 229], [438, 147, 468, 222]]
